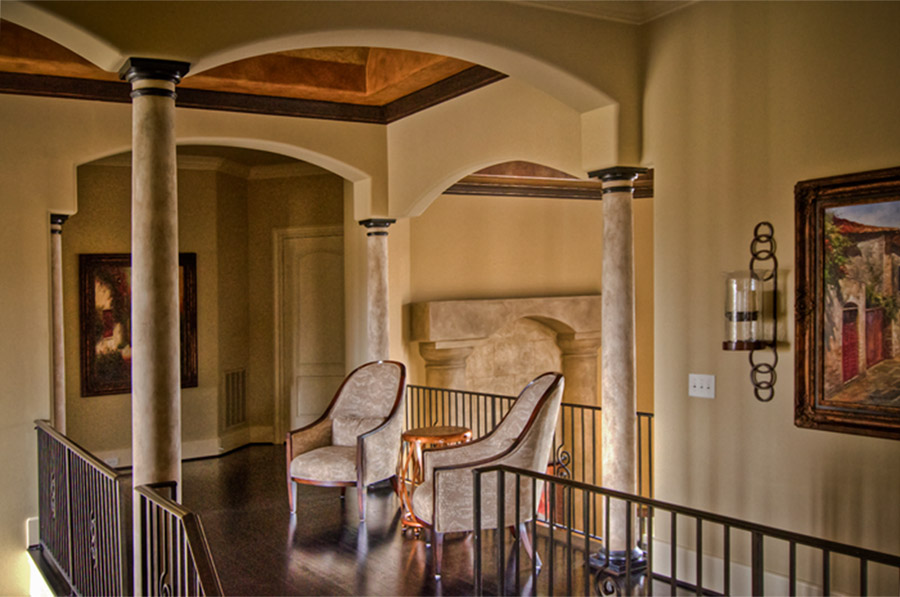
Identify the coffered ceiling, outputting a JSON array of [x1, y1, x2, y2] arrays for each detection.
[[0, 19, 505, 123]]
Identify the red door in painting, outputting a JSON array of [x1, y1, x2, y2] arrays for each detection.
[[866, 308, 885, 367], [842, 307, 859, 382]]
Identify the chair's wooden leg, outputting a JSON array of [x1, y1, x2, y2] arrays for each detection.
[[287, 479, 296, 514], [340, 487, 346, 500], [433, 530, 445, 579], [358, 485, 366, 521], [516, 523, 541, 569]]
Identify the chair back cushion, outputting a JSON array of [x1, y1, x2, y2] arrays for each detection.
[[485, 373, 557, 450], [332, 416, 386, 446], [331, 361, 404, 420]]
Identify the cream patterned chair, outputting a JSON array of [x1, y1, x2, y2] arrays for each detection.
[[410, 372, 564, 578], [285, 360, 406, 521]]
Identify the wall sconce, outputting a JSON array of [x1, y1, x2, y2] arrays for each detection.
[[723, 222, 777, 401]]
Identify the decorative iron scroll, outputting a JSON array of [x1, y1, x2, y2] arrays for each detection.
[[553, 443, 571, 479]]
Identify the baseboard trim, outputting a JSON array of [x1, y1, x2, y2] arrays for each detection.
[[93, 426, 277, 470]]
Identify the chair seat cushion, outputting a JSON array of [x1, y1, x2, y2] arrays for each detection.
[[290, 445, 356, 483], [332, 416, 386, 446]]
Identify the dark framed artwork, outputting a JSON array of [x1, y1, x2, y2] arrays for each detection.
[[796, 166, 900, 440], [79, 253, 198, 396]]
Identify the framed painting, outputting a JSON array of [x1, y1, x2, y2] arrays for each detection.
[[79, 253, 198, 397], [796, 166, 900, 440]]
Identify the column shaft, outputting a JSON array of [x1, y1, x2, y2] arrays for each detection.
[[592, 166, 646, 556], [360, 219, 394, 361], [50, 214, 68, 433], [130, 77, 182, 491], [121, 58, 189, 597]]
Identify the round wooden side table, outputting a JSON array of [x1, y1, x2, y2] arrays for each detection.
[[398, 425, 472, 531]]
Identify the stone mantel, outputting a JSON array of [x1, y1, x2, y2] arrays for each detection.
[[410, 295, 602, 346]]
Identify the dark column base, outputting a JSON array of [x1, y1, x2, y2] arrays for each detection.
[[589, 547, 648, 596]]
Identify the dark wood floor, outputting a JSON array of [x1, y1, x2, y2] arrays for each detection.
[[179, 444, 668, 596], [181, 444, 487, 596]]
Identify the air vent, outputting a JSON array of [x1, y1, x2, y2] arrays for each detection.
[[224, 368, 246, 428]]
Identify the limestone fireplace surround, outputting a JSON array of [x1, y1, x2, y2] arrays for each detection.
[[410, 295, 602, 405]]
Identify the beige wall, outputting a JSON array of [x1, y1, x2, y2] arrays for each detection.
[[645, 1, 900, 588], [64, 165, 224, 457], [61, 163, 345, 461], [215, 172, 249, 435], [405, 192, 655, 415]]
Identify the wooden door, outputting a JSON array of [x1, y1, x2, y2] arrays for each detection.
[[866, 308, 885, 367], [278, 229, 345, 431]]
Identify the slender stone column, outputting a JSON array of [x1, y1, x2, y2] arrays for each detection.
[[359, 219, 395, 361], [418, 342, 475, 390], [50, 214, 69, 433], [590, 165, 647, 564], [120, 57, 188, 596], [119, 59, 189, 494]]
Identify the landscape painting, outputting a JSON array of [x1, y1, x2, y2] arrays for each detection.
[[79, 253, 198, 396], [795, 166, 900, 440]]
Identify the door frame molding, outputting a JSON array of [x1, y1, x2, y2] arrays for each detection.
[[273, 225, 344, 441]]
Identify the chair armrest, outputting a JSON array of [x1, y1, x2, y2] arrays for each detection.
[[286, 417, 332, 462], [429, 439, 538, 533], [421, 433, 515, 483], [358, 410, 403, 485]]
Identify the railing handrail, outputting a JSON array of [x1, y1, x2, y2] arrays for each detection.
[[474, 463, 900, 568], [406, 384, 655, 418], [136, 483, 224, 596], [35, 419, 121, 480]]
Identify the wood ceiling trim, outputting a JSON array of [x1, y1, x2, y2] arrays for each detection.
[[445, 169, 654, 200], [0, 65, 505, 124]]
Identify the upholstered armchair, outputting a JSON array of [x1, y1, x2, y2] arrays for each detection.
[[286, 360, 406, 521], [411, 372, 564, 578]]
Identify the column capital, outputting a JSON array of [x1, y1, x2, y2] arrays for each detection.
[[587, 165, 648, 183], [50, 213, 69, 232], [119, 58, 191, 84], [359, 218, 396, 237]]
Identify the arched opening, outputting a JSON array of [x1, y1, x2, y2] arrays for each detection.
[[63, 145, 349, 461]]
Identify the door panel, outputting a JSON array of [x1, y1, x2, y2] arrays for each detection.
[[282, 233, 345, 430]]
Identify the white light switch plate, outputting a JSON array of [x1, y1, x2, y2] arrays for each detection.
[[689, 373, 715, 399]]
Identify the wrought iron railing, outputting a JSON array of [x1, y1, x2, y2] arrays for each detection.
[[135, 482, 223, 596], [472, 465, 900, 596], [404, 385, 654, 500], [35, 420, 131, 595]]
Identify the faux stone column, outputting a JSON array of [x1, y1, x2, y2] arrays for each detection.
[[359, 219, 395, 361], [119, 58, 189, 495], [590, 165, 647, 564], [50, 214, 69, 433], [558, 333, 602, 406]]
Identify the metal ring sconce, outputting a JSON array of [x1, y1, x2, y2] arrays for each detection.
[[723, 222, 778, 401]]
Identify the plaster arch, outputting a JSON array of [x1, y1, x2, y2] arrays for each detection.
[[6, 5, 620, 116], [192, 29, 614, 115], [387, 77, 593, 218], [72, 137, 374, 219], [403, 155, 587, 220], [2, 1, 124, 71]]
